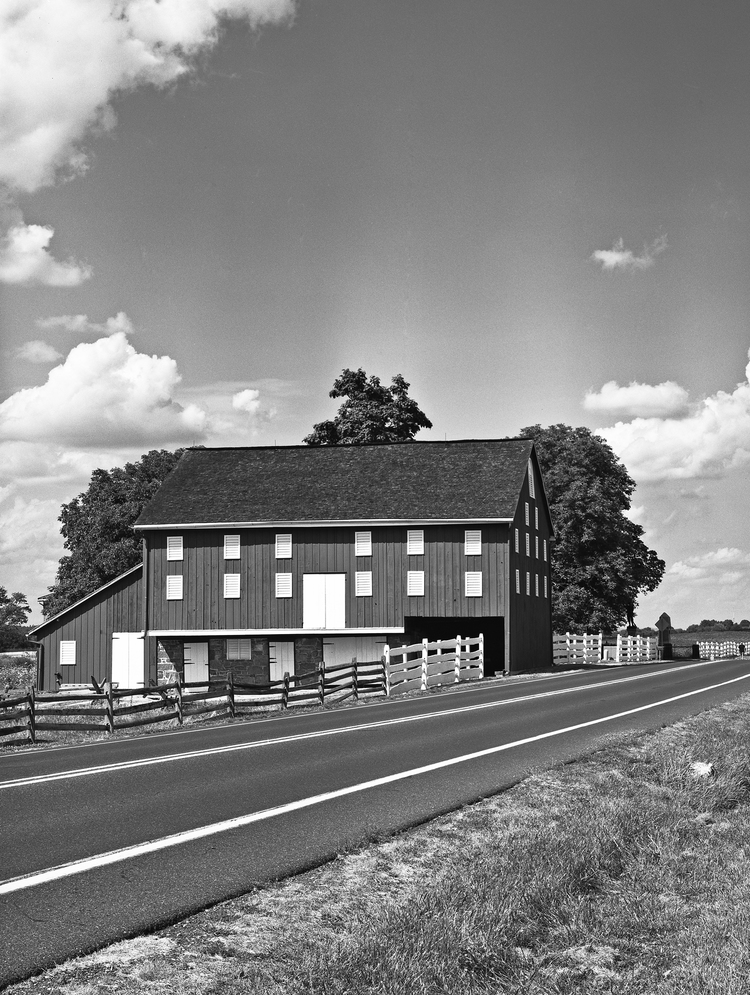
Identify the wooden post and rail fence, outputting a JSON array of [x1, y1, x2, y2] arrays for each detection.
[[0, 635, 484, 746]]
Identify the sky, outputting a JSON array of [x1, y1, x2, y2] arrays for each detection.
[[3, 0, 750, 628]]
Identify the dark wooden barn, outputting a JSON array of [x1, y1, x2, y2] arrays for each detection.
[[29, 439, 554, 689]]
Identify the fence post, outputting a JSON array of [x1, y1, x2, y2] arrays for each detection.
[[317, 659, 325, 706], [27, 686, 36, 744], [421, 638, 428, 691], [352, 657, 359, 700], [478, 632, 484, 680], [452, 637, 460, 682], [106, 681, 114, 734], [176, 671, 183, 726], [228, 671, 235, 719], [383, 647, 390, 697], [282, 671, 289, 710], [615, 633, 622, 663]]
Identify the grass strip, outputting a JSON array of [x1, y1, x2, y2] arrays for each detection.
[[7, 692, 750, 994]]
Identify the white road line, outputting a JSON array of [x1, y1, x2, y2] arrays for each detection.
[[0, 659, 739, 791], [2, 669, 749, 896]]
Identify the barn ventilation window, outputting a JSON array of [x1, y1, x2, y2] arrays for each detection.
[[465, 571, 482, 597], [525, 503, 530, 526], [355, 571, 373, 596], [528, 459, 535, 498], [525, 533, 530, 557], [227, 638, 251, 659], [544, 576, 549, 598], [275, 534, 292, 559], [224, 574, 240, 599], [60, 640, 76, 666], [544, 539, 548, 561], [166, 575, 183, 600], [166, 536, 183, 561], [224, 535, 240, 560], [407, 570, 424, 596], [465, 530, 482, 555], [407, 530, 424, 555], [535, 536, 539, 559], [275, 573, 292, 598], [526, 571, 530, 596], [355, 532, 372, 557], [515, 569, 520, 594], [515, 528, 519, 553], [535, 507, 539, 530], [535, 574, 539, 597]]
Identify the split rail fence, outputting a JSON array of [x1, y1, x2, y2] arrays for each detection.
[[0, 635, 484, 745]]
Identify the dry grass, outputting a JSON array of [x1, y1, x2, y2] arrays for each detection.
[[0, 651, 36, 693], [8, 691, 750, 994]]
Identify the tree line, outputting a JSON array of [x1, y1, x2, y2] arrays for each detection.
[[2, 369, 666, 646]]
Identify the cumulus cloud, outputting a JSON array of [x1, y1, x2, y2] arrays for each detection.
[[0, 0, 296, 193], [36, 312, 134, 336], [668, 547, 750, 587], [599, 350, 750, 481], [232, 388, 261, 414], [0, 223, 92, 285], [0, 330, 208, 447], [16, 340, 63, 363], [584, 379, 690, 419], [591, 235, 667, 273]]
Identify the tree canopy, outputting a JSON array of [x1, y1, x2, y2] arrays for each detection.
[[520, 424, 665, 633], [0, 587, 32, 651], [304, 369, 432, 446], [42, 449, 184, 619]]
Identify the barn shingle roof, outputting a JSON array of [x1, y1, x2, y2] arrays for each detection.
[[135, 439, 536, 527]]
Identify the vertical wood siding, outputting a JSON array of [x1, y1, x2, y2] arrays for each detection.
[[146, 524, 508, 631], [35, 569, 143, 690], [508, 455, 553, 671]]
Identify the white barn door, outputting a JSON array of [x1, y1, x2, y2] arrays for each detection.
[[303, 574, 345, 629], [111, 633, 145, 688], [183, 642, 209, 687]]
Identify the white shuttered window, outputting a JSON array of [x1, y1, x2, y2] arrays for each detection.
[[544, 575, 549, 598], [407, 530, 424, 555], [60, 640, 76, 666], [535, 574, 539, 597], [515, 528, 519, 553], [465, 571, 482, 597], [224, 534, 240, 559], [355, 531, 372, 557], [166, 536, 183, 561], [544, 539, 548, 561], [465, 530, 482, 555], [407, 570, 424, 596], [276, 573, 293, 597], [526, 533, 530, 557], [528, 459, 535, 498], [355, 571, 372, 596], [275, 534, 292, 559], [224, 574, 240, 599], [526, 572, 530, 596], [525, 502, 530, 526], [227, 638, 251, 659], [166, 575, 183, 600], [515, 569, 520, 594]]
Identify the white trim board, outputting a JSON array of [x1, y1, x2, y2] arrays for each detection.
[[147, 627, 405, 637], [135, 518, 513, 531]]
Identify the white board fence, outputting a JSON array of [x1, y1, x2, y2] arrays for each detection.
[[384, 635, 484, 694], [553, 632, 658, 666], [698, 640, 743, 660]]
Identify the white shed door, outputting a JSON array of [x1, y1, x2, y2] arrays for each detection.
[[183, 642, 209, 686], [111, 633, 145, 688], [303, 574, 345, 629], [269, 641, 295, 681]]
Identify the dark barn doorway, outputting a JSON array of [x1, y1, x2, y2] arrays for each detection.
[[403, 616, 505, 677]]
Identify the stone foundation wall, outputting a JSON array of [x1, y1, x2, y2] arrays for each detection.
[[295, 636, 323, 675], [208, 637, 270, 684], [157, 639, 182, 684]]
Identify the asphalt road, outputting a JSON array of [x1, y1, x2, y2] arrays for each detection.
[[2, 658, 750, 987]]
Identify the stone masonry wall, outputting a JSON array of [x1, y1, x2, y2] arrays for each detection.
[[294, 635, 324, 675]]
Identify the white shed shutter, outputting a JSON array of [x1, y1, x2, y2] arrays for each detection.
[[227, 638, 251, 659], [407, 570, 424, 596], [275, 573, 293, 598], [59, 640, 76, 666], [465, 530, 482, 555], [166, 536, 183, 561], [224, 573, 240, 599], [275, 534, 292, 559], [528, 458, 535, 498], [407, 530, 424, 555], [166, 575, 183, 600], [465, 571, 482, 597], [224, 534, 240, 560], [355, 531, 372, 557], [355, 571, 372, 596]]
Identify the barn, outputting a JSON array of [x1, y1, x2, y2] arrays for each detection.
[[30, 439, 554, 690]]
